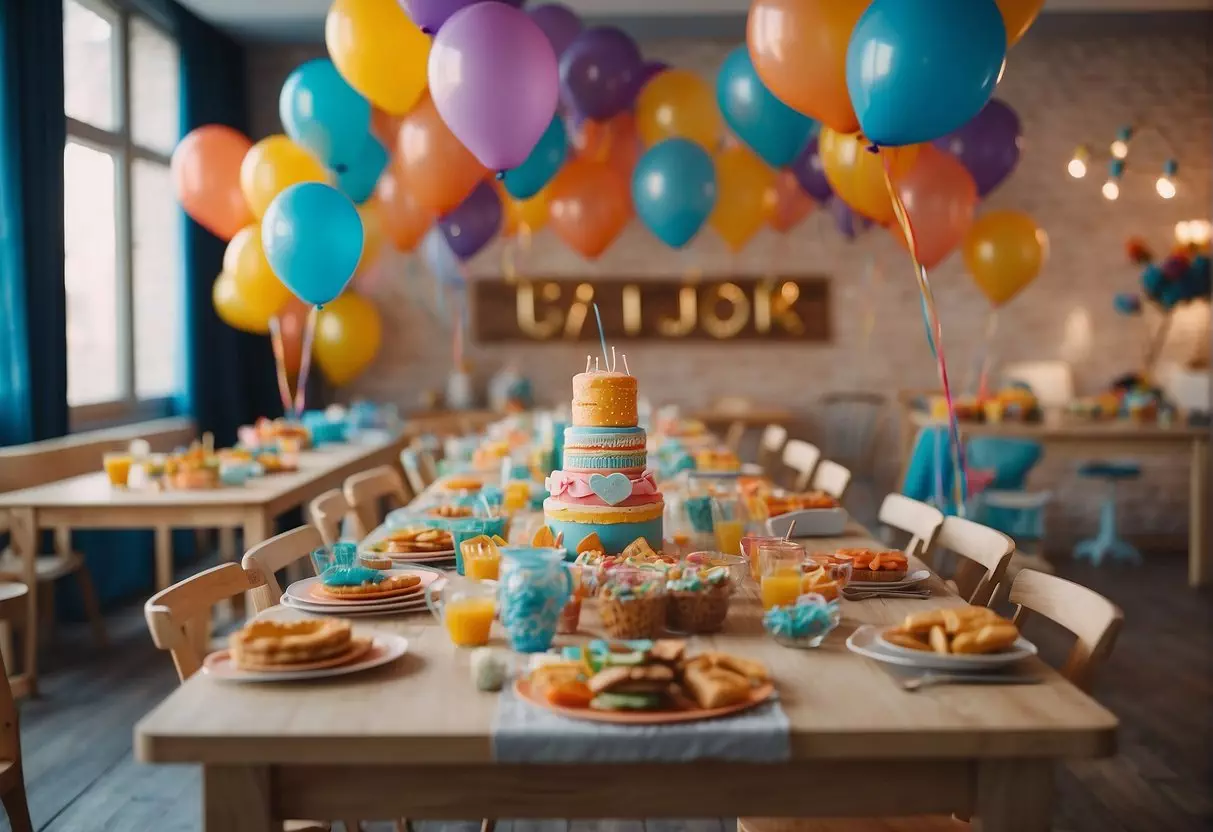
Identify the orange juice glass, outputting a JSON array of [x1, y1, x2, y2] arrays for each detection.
[[503, 481, 530, 513], [711, 496, 748, 555], [426, 575, 497, 647], [103, 452, 133, 487], [464, 544, 501, 581], [758, 540, 806, 610], [741, 535, 784, 581]]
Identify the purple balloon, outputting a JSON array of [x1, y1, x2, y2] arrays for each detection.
[[931, 99, 1022, 197], [529, 4, 582, 59], [440, 181, 502, 261], [429, 2, 558, 171], [559, 26, 642, 121], [791, 137, 833, 203], [623, 60, 669, 109], [829, 197, 873, 241], [400, 0, 525, 35]]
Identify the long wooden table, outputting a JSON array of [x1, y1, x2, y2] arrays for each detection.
[[135, 512, 1116, 831], [0, 433, 403, 696]]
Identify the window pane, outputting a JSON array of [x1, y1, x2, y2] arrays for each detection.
[[130, 18, 180, 155], [63, 0, 118, 131], [64, 140, 121, 406], [132, 159, 182, 399]]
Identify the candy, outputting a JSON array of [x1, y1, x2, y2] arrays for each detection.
[[762, 594, 841, 643]]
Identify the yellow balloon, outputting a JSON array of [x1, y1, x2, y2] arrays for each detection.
[[314, 292, 383, 386], [326, 0, 430, 115], [355, 199, 384, 276], [635, 69, 722, 150], [995, 0, 1045, 46], [962, 211, 1048, 307], [212, 271, 271, 334], [222, 225, 292, 320], [239, 135, 327, 220], [818, 129, 918, 226], [710, 147, 776, 253]]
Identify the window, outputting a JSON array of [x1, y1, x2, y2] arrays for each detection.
[[63, 0, 182, 423]]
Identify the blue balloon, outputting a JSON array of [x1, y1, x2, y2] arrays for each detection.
[[503, 116, 568, 200], [262, 183, 364, 306], [845, 0, 1006, 147], [631, 139, 716, 249], [1113, 293, 1142, 316], [1187, 255, 1212, 300], [335, 136, 388, 205], [279, 59, 372, 167], [716, 46, 817, 168], [1141, 263, 1165, 301]]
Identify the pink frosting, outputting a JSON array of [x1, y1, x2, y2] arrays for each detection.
[[546, 470, 659, 501]]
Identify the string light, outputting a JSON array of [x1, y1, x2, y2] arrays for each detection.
[[1072, 124, 1179, 202], [1102, 179, 1120, 201], [1110, 125, 1133, 160], [1155, 159, 1178, 200], [1067, 145, 1090, 179], [1102, 159, 1124, 201], [1176, 219, 1212, 247]]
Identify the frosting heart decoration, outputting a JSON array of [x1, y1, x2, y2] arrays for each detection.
[[588, 472, 633, 506]]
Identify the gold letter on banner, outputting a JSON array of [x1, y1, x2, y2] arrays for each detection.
[[516, 281, 561, 340], [772, 281, 805, 334], [622, 284, 642, 336], [754, 280, 773, 334], [700, 282, 749, 339], [564, 283, 595, 339], [658, 286, 698, 337]]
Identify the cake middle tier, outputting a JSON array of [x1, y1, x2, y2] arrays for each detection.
[[543, 499, 664, 555], [562, 426, 648, 474]]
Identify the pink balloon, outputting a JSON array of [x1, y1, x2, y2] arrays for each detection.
[[428, 3, 559, 172]]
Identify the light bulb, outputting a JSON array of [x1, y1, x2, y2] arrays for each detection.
[[1156, 176, 1176, 199], [1110, 140, 1129, 160], [1102, 180, 1120, 201], [1067, 158, 1088, 179], [1175, 221, 1192, 244]]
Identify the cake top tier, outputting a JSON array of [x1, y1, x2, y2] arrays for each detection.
[[571, 371, 638, 428]]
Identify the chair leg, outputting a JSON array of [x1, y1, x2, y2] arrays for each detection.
[[480, 821, 496, 832], [1, 772, 34, 832], [394, 821, 417, 832], [74, 563, 107, 648], [343, 821, 361, 832]]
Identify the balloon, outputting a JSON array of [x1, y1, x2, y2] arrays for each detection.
[[768, 170, 815, 233], [891, 146, 978, 268], [962, 210, 1048, 307], [635, 68, 721, 151], [818, 128, 918, 225], [559, 27, 642, 121], [995, 0, 1045, 46], [261, 182, 365, 306], [1113, 293, 1142, 316], [622, 60, 669, 110], [422, 226, 466, 287], [400, 0, 525, 34], [314, 292, 382, 386], [429, 3, 559, 171], [499, 182, 550, 236], [279, 58, 372, 168], [213, 271, 272, 334], [547, 158, 630, 260], [276, 297, 312, 377], [829, 197, 873, 240], [709, 147, 776, 253], [326, 0, 430, 115], [239, 135, 327, 220], [356, 199, 385, 275], [846, 0, 1007, 147], [789, 136, 833, 202], [575, 112, 641, 183], [172, 125, 253, 241], [931, 99, 1021, 197], [369, 108, 403, 147], [716, 47, 817, 169], [335, 136, 388, 204], [223, 224, 293, 321], [376, 163, 435, 252], [747, 0, 868, 134], [529, 4, 582, 59], [502, 116, 568, 200], [439, 181, 502, 261], [396, 94, 488, 215], [632, 138, 716, 249]]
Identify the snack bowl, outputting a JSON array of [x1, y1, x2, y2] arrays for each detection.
[[597, 567, 667, 640], [763, 594, 841, 649], [681, 551, 749, 587]]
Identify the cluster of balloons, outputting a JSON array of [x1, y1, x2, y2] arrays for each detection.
[[1118, 237, 1212, 314]]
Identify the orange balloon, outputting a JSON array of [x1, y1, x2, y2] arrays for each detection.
[[995, 0, 1045, 46], [276, 296, 311, 377], [171, 125, 253, 241], [747, 0, 869, 134], [396, 94, 488, 216], [962, 211, 1048, 307], [891, 146, 978, 269], [768, 170, 815, 234], [498, 181, 550, 237], [356, 199, 385, 276], [370, 108, 404, 147], [635, 69, 722, 150], [377, 163, 434, 252], [710, 147, 776, 253], [577, 113, 642, 186], [547, 159, 630, 260], [819, 129, 919, 226]]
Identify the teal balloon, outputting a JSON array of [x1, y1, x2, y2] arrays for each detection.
[[845, 0, 1006, 147], [716, 46, 816, 168], [502, 116, 568, 200], [279, 59, 372, 167], [631, 138, 716, 249], [261, 182, 364, 306], [335, 136, 388, 205]]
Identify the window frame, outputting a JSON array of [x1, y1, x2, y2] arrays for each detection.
[[64, 0, 180, 430]]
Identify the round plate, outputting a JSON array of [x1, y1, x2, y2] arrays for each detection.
[[280, 593, 429, 616], [204, 634, 407, 682], [308, 582, 425, 604], [515, 678, 775, 725], [381, 550, 457, 563], [846, 569, 932, 590], [847, 624, 1037, 672], [285, 569, 439, 607]]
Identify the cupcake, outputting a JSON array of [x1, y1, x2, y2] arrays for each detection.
[[597, 568, 666, 639], [834, 548, 908, 582], [666, 567, 732, 634]]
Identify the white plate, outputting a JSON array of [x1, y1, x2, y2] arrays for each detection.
[[285, 569, 439, 608], [381, 551, 457, 563], [203, 633, 409, 683], [280, 594, 429, 616], [766, 507, 848, 538], [847, 624, 1037, 672], [846, 569, 932, 590]]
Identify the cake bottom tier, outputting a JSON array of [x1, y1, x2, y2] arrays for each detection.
[[544, 499, 664, 555]]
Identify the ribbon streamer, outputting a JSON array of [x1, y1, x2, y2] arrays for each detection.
[[268, 307, 319, 421]]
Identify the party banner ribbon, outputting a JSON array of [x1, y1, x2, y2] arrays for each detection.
[[268, 306, 318, 421]]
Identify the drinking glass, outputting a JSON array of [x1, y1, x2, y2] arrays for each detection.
[[426, 575, 497, 647], [710, 496, 747, 556], [758, 540, 807, 610], [103, 452, 133, 487], [741, 534, 785, 581]]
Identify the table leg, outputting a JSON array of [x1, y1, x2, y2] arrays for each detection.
[[9, 509, 37, 698], [204, 765, 273, 832], [154, 525, 174, 591], [219, 527, 237, 562], [973, 760, 1053, 832], [239, 511, 272, 617], [1189, 440, 1209, 588]]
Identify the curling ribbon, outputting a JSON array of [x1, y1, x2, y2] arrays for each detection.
[[268, 308, 319, 421], [974, 308, 1000, 401]]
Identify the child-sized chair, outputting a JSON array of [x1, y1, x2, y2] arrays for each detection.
[[1073, 461, 1143, 566]]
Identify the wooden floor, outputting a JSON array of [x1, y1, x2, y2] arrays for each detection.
[[7, 555, 1212, 832]]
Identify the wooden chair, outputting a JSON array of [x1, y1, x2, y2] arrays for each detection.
[[343, 466, 412, 540], [878, 494, 944, 560], [810, 459, 852, 500], [724, 420, 747, 455], [400, 448, 429, 496], [0, 583, 31, 832], [310, 489, 351, 547], [820, 392, 887, 519], [757, 424, 788, 472], [782, 439, 822, 491], [933, 516, 1014, 608], [241, 526, 324, 614]]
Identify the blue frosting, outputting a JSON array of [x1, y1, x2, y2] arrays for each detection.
[[321, 566, 384, 587], [564, 425, 646, 446], [546, 515, 663, 556]]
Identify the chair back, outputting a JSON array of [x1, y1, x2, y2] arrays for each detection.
[[878, 493, 944, 560], [0, 586, 25, 760], [144, 563, 266, 681], [757, 424, 788, 473], [400, 449, 428, 495], [934, 516, 1014, 607], [810, 459, 852, 500], [1010, 569, 1123, 692], [781, 439, 821, 491], [309, 488, 350, 547], [723, 420, 747, 454], [241, 526, 324, 614], [819, 392, 886, 481], [343, 465, 412, 539], [1001, 360, 1074, 408]]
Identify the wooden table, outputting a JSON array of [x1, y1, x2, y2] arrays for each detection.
[[0, 434, 403, 696], [898, 409, 1210, 587], [135, 520, 1116, 831]]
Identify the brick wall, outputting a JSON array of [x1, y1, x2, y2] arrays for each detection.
[[246, 18, 1212, 551]]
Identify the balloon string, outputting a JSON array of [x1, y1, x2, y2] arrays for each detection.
[[267, 316, 294, 418], [292, 306, 318, 419], [502, 237, 517, 284], [976, 308, 1000, 400], [881, 151, 967, 516]]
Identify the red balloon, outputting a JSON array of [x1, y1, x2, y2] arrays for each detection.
[[768, 170, 815, 234], [892, 145, 978, 269], [547, 159, 630, 260]]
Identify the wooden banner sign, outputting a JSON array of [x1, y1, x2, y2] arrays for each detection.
[[471, 277, 831, 343]]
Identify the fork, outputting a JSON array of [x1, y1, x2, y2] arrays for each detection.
[[843, 589, 932, 601], [902, 673, 1042, 691]]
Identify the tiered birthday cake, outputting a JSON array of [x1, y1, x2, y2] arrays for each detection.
[[544, 371, 664, 554]]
